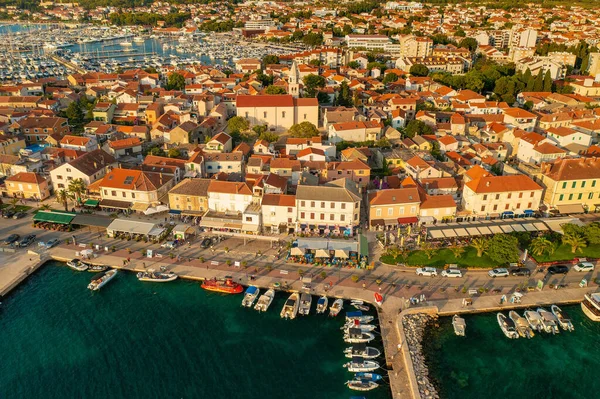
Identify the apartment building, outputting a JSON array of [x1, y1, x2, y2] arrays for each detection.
[[368, 187, 421, 230], [168, 178, 211, 214]]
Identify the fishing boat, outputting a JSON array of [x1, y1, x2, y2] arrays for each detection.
[[346, 378, 378, 391], [343, 357, 379, 372], [280, 292, 299, 319], [497, 313, 519, 339], [87, 269, 118, 291], [254, 288, 275, 312], [524, 310, 544, 332], [201, 277, 243, 294], [355, 372, 384, 382], [316, 296, 328, 314], [342, 323, 377, 333], [346, 311, 375, 324], [242, 286, 260, 307], [374, 292, 383, 306], [581, 293, 600, 321], [67, 259, 88, 272], [298, 293, 312, 316], [551, 305, 574, 331], [344, 343, 381, 359], [452, 314, 466, 337], [353, 302, 370, 311], [344, 328, 375, 343], [136, 268, 177, 283], [509, 310, 535, 338], [329, 298, 343, 317], [87, 264, 108, 273], [537, 307, 560, 334]]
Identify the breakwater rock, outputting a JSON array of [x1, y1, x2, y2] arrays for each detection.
[[403, 313, 439, 399]]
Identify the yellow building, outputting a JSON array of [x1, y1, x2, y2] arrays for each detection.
[[540, 157, 600, 213], [368, 187, 421, 230], [0, 135, 26, 155], [168, 178, 211, 215], [4, 172, 50, 200]]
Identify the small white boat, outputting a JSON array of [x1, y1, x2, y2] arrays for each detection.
[[87, 269, 118, 291], [342, 322, 377, 333], [497, 313, 519, 339], [524, 310, 544, 332], [346, 378, 378, 391], [551, 305, 574, 332], [537, 307, 560, 334], [242, 286, 260, 307], [329, 298, 343, 317], [136, 268, 177, 283], [509, 310, 534, 338], [316, 296, 328, 314], [67, 259, 88, 272], [452, 314, 466, 337], [343, 357, 379, 372], [346, 311, 375, 324], [344, 343, 381, 359], [298, 293, 312, 316], [353, 303, 370, 311], [280, 292, 299, 319], [344, 328, 375, 343], [254, 288, 275, 312], [351, 300, 364, 305]]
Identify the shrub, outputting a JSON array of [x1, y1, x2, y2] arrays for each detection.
[[351, 275, 359, 283]]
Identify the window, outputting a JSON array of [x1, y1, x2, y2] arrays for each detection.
[[301, 201, 305, 207], [263, 112, 267, 118], [505, 204, 509, 210], [341, 203, 346, 209], [592, 180, 596, 188], [495, 194, 500, 200], [528, 202, 532, 208], [572, 182, 576, 188], [310, 213, 314, 219], [399, 207, 404, 215], [355, 202, 359, 209], [387, 208, 393, 216], [376, 209, 381, 217], [111, 190, 116, 196], [410, 206, 416, 214], [493, 204, 498, 211], [354, 214, 358, 220], [57, 175, 63, 180], [516, 203, 521, 209], [300, 212, 305, 218], [340, 215, 345, 222], [303, 114, 307, 120], [483, 195, 487, 200], [559, 194, 564, 201], [103, 190, 107, 195], [122, 192, 126, 197], [530, 191, 534, 197], [321, 202, 325, 208], [589, 193, 594, 200], [518, 193, 523, 198], [507, 193, 512, 199], [582, 181, 586, 188], [578, 193, 582, 200], [481, 205, 486, 212], [311, 201, 315, 207], [330, 214, 334, 221], [282, 111, 286, 118], [58, 183, 64, 188], [287, 207, 293, 213], [330, 203, 335, 209], [320, 214, 325, 220], [568, 193, 573, 200], [131, 193, 135, 199], [245, 217, 252, 222], [66, 168, 71, 172]]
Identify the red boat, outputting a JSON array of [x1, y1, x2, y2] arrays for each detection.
[[201, 277, 244, 294], [374, 292, 383, 306]]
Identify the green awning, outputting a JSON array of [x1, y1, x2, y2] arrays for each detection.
[[33, 211, 76, 225], [83, 199, 99, 207]]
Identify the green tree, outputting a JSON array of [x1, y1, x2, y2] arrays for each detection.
[[264, 85, 286, 95], [450, 246, 465, 259], [458, 37, 478, 52], [464, 71, 485, 92], [289, 121, 319, 138], [471, 237, 489, 258], [302, 32, 323, 46], [542, 70, 553, 92], [167, 148, 181, 158], [148, 147, 165, 156], [383, 72, 398, 85], [562, 232, 587, 254], [532, 72, 544, 92], [337, 81, 352, 107], [409, 64, 429, 77], [65, 100, 83, 124], [67, 178, 86, 205], [486, 234, 519, 264], [259, 131, 279, 143], [166, 72, 185, 91], [421, 242, 438, 260], [347, 61, 361, 69], [227, 116, 250, 133], [262, 54, 279, 66], [529, 237, 555, 257], [404, 120, 433, 138], [302, 74, 326, 97], [584, 223, 600, 245], [56, 189, 73, 212], [253, 125, 267, 135], [317, 91, 330, 104]]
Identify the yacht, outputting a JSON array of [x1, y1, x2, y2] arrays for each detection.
[[298, 293, 312, 316], [524, 310, 544, 332], [551, 305, 574, 331], [346, 311, 375, 324], [242, 286, 260, 308], [497, 313, 519, 339], [509, 310, 535, 338], [87, 269, 118, 291], [581, 293, 600, 322], [346, 378, 378, 392], [452, 314, 466, 337], [537, 307, 560, 334], [280, 292, 299, 320], [343, 357, 379, 372], [316, 296, 328, 314], [254, 288, 275, 312], [344, 328, 375, 343], [344, 343, 381, 359], [329, 298, 343, 317], [67, 259, 88, 272], [136, 268, 177, 283]]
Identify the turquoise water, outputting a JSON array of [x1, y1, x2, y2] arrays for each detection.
[[423, 307, 600, 399], [0, 262, 391, 399]]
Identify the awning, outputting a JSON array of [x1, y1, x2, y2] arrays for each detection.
[[242, 224, 260, 232], [144, 204, 169, 215], [429, 229, 445, 239], [72, 214, 113, 228], [107, 219, 159, 235], [83, 199, 99, 207], [556, 204, 585, 214], [131, 202, 150, 212], [371, 219, 385, 227], [334, 249, 349, 258], [397, 217, 418, 224], [99, 199, 132, 210], [489, 225, 503, 234], [523, 209, 535, 215], [522, 223, 537, 232], [477, 226, 493, 235], [442, 228, 457, 237], [533, 222, 549, 231], [466, 227, 480, 236], [512, 224, 526, 232], [290, 247, 304, 256], [148, 227, 166, 237], [315, 249, 330, 258], [454, 228, 469, 237], [500, 225, 514, 233], [33, 211, 75, 225], [169, 209, 182, 215]]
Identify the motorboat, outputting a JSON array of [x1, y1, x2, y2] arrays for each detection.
[[201, 277, 243, 294], [374, 292, 383, 306], [316, 296, 328, 314], [298, 293, 312, 316], [87, 269, 117, 291], [342, 323, 377, 333], [346, 378, 378, 391], [497, 313, 519, 339], [355, 372, 384, 382], [537, 308, 560, 334], [87, 264, 108, 273], [353, 303, 370, 311], [329, 298, 343, 317], [344, 343, 381, 359], [581, 293, 600, 321], [343, 357, 379, 372], [242, 286, 260, 307], [136, 268, 177, 283], [551, 305, 574, 331], [67, 259, 88, 272], [452, 314, 466, 337], [344, 328, 375, 343], [254, 288, 275, 312], [280, 292, 299, 320], [346, 311, 375, 324], [509, 310, 535, 339], [524, 310, 544, 332]]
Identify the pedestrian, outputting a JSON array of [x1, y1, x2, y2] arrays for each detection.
[[362, 283, 366, 289], [127, 257, 131, 264], [378, 286, 382, 292], [122, 259, 126, 266], [143, 262, 146, 268], [206, 265, 208, 269]]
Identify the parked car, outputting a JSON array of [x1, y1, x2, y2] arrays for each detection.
[[3, 234, 20, 245], [573, 262, 595, 272], [548, 265, 569, 275], [40, 238, 59, 249], [12, 212, 26, 219], [201, 237, 212, 249], [509, 267, 531, 276], [416, 267, 438, 277], [488, 268, 509, 278], [161, 241, 177, 250], [441, 269, 463, 278], [16, 234, 36, 248], [2, 209, 15, 218]]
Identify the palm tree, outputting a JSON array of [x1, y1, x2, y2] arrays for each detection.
[[68, 178, 86, 205], [386, 245, 400, 260], [450, 245, 465, 259], [56, 189, 73, 212], [529, 237, 554, 257], [9, 198, 19, 210], [472, 237, 488, 258], [562, 233, 587, 254], [421, 242, 438, 260], [40, 204, 52, 211]]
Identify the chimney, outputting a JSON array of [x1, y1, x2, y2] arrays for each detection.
[[93, 162, 98, 169]]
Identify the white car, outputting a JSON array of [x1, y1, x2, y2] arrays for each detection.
[[573, 262, 595, 272], [161, 241, 176, 250], [416, 267, 438, 277], [488, 268, 509, 278], [441, 269, 463, 278]]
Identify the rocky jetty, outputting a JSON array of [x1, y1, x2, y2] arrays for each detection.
[[403, 313, 439, 399]]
